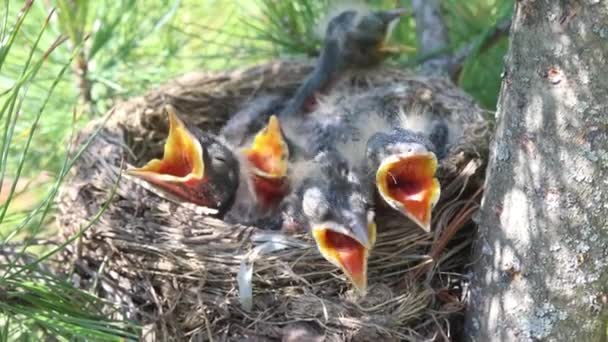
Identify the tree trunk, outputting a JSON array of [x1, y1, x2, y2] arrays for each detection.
[[466, 1, 608, 341]]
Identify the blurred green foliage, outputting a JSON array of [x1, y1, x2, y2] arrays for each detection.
[[2, 0, 512, 179], [0, 0, 513, 339], [443, 0, 513, 108], [246, 0, 513, 108], [1, 1, 139, 339]]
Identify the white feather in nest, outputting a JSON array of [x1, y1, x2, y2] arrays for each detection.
[[238, 232, 310, 311]]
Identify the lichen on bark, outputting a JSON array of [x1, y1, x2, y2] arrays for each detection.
[[466, 1, 608, 340]]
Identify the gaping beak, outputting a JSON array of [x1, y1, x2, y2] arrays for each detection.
[[376, 8, 409, 56], [127, 106, 208, 205], [311, 218, 376, 292], [375, 152, 440, 232], [243, 115, 289, 208]]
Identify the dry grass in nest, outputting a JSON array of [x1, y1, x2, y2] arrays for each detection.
[[56, 60, 492, 341]]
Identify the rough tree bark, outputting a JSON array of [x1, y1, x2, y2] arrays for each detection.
[[466, 1, 608, 341]]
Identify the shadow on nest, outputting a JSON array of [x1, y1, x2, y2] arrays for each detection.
[[57, 59, 492, 341]]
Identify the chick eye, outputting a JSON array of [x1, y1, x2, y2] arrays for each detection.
[[211, 155, 227, 168]]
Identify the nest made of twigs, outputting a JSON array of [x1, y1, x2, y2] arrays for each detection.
[[57, 60, 492, 341]]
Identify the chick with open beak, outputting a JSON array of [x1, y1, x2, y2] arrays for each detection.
[[327, 7, 408, 68], [241, 115, 290, 211], [279, 8, 406, 118], [127, 105, 239, 213], [366, 127, 442, 232], [286, 150, 375, 292]]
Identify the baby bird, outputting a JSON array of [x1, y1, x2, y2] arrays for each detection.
[[127, 105, 240, 214], [128, 105, 290, 218], [279, 7, 406, 118], [365, 127, 443, 232], [279, 150, 376, 291], [285, 86, 458, 233], [223, 114, 291, 224], [189, 92, 292, 225]]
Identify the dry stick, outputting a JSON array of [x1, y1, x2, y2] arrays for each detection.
[[414, 187, 484, 280], [430, 188, 482, 259], [74, 51, 92, 108], [68, 33, 94, 115]]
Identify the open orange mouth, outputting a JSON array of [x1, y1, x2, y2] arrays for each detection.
[[249, 175, 289, 209], [127, 106, 209, 205], [243, 115, 289, 208], [312, 222, 376, 292], [376, 152, 440, 232]]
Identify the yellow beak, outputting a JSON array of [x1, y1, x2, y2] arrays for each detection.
[[311, 221, 376, 292], [127, 106, 208, 203], [375, 152, 440, 232], [244, 115, 289, 179], [243, 115, 289, 208]]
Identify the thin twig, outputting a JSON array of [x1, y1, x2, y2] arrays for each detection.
[[448, 17, 512, 80], [414, 187, 484, 280], [412, 2, 512, 79]]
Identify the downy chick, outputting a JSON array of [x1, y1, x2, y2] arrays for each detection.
[[129, 104, 291, 220], [223, 113, 291, 224], [290, 87, 460, 232], [127, 105, 240, 214], [279, 149, 376, 292], [365, 127, 443, 232], [279, 7, 406, 118]]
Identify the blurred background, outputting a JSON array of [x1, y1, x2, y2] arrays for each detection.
[[0, 0, 511, 339]]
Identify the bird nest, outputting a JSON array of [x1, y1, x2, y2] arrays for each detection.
[[57, 60, 492, 341]]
